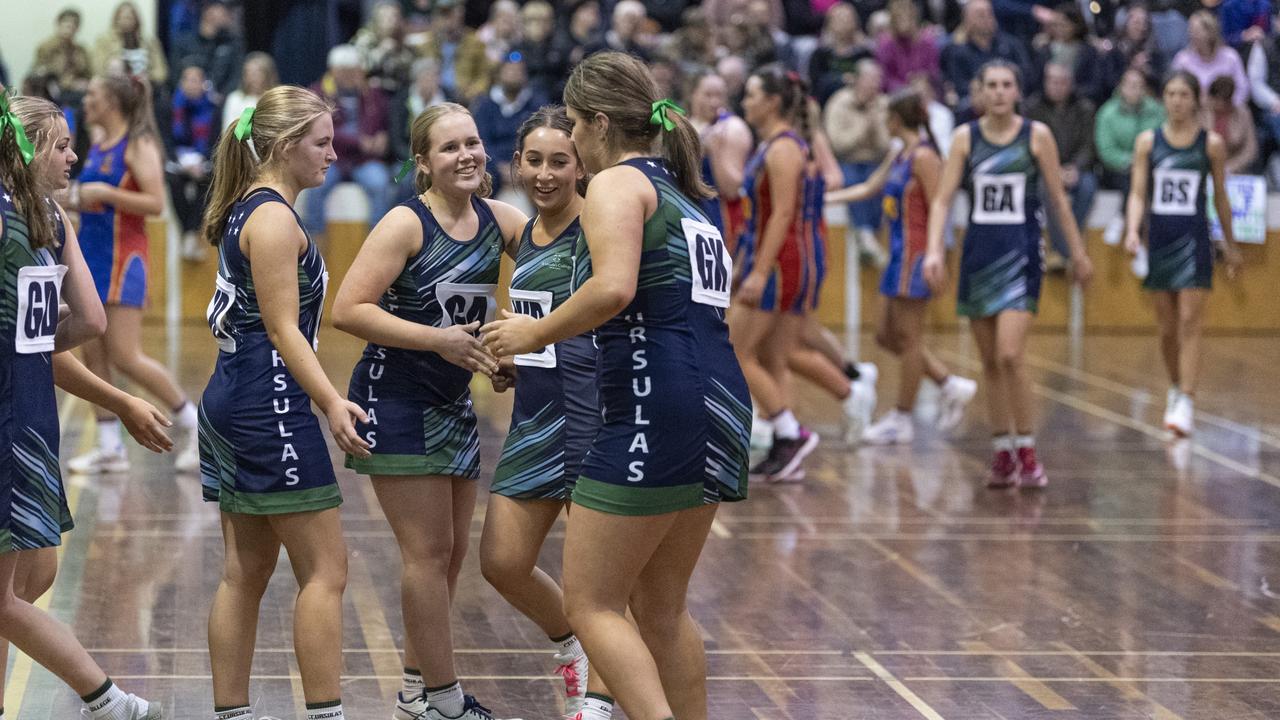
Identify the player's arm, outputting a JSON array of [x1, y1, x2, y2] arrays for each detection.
[[1124, 131, 1154, 253], [53, 353, 173, 453]]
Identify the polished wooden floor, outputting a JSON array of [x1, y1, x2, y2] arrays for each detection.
[[6, 324, 1280, 719]]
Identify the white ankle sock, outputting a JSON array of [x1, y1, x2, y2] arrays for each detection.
[[214, 707, 252, 720], [83, 681, 136, 720], [772, 409, 800, 440], [98, 418, 123, 451], [992, 435, 1013, 453], [553, 634, 585, 660], [401, 667, 424, 698], [581, 695, 614, 720], [305, 701, 344, 720], [426, 682, 465, 717], [1014, 434, 1035, 450], [175, 401, 198, 429]]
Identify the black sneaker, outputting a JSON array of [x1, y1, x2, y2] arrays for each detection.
[[765, 428, 820, 482]]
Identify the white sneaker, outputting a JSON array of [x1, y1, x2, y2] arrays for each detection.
[[1131, 244, 1149, 280], [181, 231, 206, 262], [1162, 387, 1180, 429], [1166, 392, 1194, 437], [937, 376, 977, 432], [857, 229, 888, 268], [750, 414, 774, 451], [423, 695, 518, 720], [862, 410, 914, 445], [394, 690, 429, 720], [174, 426, 200, 473], [67, 446, 130, 474], [1103, 216, 1124, 246], [553, 649, 589, 716], [120, 695, 162, 719]]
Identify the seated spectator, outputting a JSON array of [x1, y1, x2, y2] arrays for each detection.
[[92, 1, 168, 85], [1217, 0, 1270, 46], [1101, 4, 1167, 95], [604, 0, 656, 59], [471, 54, 547, 196], [167, 61, 219, 261], [221, 52, 279, 131], [809, 2, 874, 104], [516, 1, 568, 97], [414, 0, 491, 105], [717, 54, 750, 112], [391, 57, 452, 201], [720, 13, 779, 68], [940, 0, 1033, 107], [1248, 17, 1280, 149], [875, 0, 941, 94], [991, 0, 1058, 53], [352, 0, 416, 96], [664, 7, 718, 73], [1095, 67, 1164, 242], [1033, 3, 1104, 104], [477, 0, 523, 66], [170, 0, 242, 103], [824, 58, 890, 264], [32, 8, 92, 98], [1172, 10, 1249, 105], [1026, 61, 1097, 267], [552, 0, 605, 71], [745, 0, 799, 70], [1204, 75, 1258, 173], [305, 44, 392, 236]]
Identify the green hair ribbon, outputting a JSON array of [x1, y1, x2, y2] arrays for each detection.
[[649, 98, 685, 132], [394, 157, 415, 184], [0, 91, 35, 166], [233, 106, 256, 142]]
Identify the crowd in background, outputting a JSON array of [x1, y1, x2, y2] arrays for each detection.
[[6, 0, 1280, 264]]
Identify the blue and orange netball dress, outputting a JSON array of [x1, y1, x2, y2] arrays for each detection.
[[880, 142, 932, 299], [957, 119, 1043, 317], [738, 130, 824, 314], [346, 194, 503, 478], [1144, 128, 1213, 291], [491, 217, 600, 500], [78, 135, 149, 307], [1, 189, 73, 551], [570, 158, 751, 515], [198, 188, 339, 514]]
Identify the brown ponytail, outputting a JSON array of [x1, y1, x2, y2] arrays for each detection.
[[564, 51, 712, 200], [201, 85, 333, 246], [0, 97, 60, 249], [887, 88, 939, 154], [408, 102, 494, 198], [96, 73, 158, 140]]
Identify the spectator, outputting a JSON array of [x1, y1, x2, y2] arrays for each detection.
[[991, 0, 1058, 52], [1026, 62, 1097, 267], [553, 1, 606, 70], [706, 0, 786, 31], [471, 54, 547, 196], [1204, 75, 1258, 173], [604, 0, 656, 59], [91, 1, 168, 85], [1172, 10, 1249, 105], [477, 0, 523, 66], [953, 75, 986, 123], [167, 61, 219, 261], [745, 0, 799, 69], [391, 57, 452, 200], [875, 0, 941, 94], [352, 0, 416, 96], [306, 44, 392, 236], [32, 8, 92, 97], [720, 12, 780, 68], [664, 7, 719, 73], [221, 51, 279, 131], [1033, 3, 1104, 104], [415, 0, 492, 105], [1095, 67, 1163, 242], [825, 58, 890, 263], [1101, 4, 1167, 93], [940, 0, 1034, 106], [402, 0, 433, 34], [1248, 15, 1280, 148], [1217, 0, 1271, 46], [717, 54, 751, 111], [809, 2, 874, 104], [170, 0, 243, 102], [516, 1, 568, 96]]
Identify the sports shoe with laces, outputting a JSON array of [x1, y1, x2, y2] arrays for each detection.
[[553, 649, 588, 717], [937, 376, 977, 432], [1017, 446, 1047, 489], [862, 410, 913, 445], [987, 449, 1018, 489], [842, 362, 878, 443], [765, 427, 819, 482], [175, 426, 200, 473], [394, 690, 429, 720], [423, 695, 520, 720], [68, 446, 130, 474], [81, 695, 162, 719]]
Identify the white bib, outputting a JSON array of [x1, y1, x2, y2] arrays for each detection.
[[971, 173, 1026, 225], [435, 282, 498, 330], [14, 264, 66, 354], [508, 288, 556, 368], [207, 273, 237, 353], [680, 218, 732, 308], [1151, 168, 1200, 217]]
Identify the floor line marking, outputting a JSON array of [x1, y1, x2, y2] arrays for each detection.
[[854, 652, 947, 720], [73, 647, 1280, 657], [959, 642, 1074, 710], [1053, 642, 1183, 720], [91, 674, 879, 682], [347, 542, 406, 699]]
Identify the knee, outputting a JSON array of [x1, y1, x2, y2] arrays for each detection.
[[401, 539, 455, 580], [479, 544, 529, 592], [874, 329, 899, 354], [222, 557, 277, 598], [303, 553, 348, 595], [996, 350, 1023, 375], [14, 566, 56, 603], [1178, 313, 1202, 338], [629, 592, 687, 635]]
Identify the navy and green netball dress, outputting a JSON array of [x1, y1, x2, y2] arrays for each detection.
[[1, 191, 73, 552], [491, 217, 600, 500], [198, 187, 339, 515], [346, 194, 502, 478], [958, 119, 1043, 317], [1145, 128, 1212, 291], [572, 158, 751, 516]]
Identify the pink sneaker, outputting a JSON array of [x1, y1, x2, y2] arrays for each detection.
[[1017, 446, 1047, 489], [987, 449, 1018, 489]]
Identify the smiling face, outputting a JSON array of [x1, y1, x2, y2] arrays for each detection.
[[278, 113, 336, 189], [34, 115, 77, 193], [423, 111, 487, 196], [516, 127, 583, 215]]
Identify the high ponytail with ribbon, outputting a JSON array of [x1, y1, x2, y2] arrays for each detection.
[[0, 92, 59, 249]]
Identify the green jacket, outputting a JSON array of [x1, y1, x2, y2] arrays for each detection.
[[1094, 94, 1165, 174]]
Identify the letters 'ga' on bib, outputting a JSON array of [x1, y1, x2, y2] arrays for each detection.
[[15, 263, 68, 354], [435, 282, 498, 329], [1151, 168, 1201, 217], [971, 173, 1027, 225], [681, 218, 732, 308], [508, 288, 556, 368]]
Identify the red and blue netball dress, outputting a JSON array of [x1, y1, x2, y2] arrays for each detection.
[[880, 142, 932, 299], [198, 188, 339, 514], [78, 135, 149, 307], [957, 119, 1043, 317], [738, 130, 824, 314], [1144, 128, 1213, 291], [569, 158, 751, 516], [345, 195, 503, 479], [1, 189, 73, 551], [491, 217, 600, 500]]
